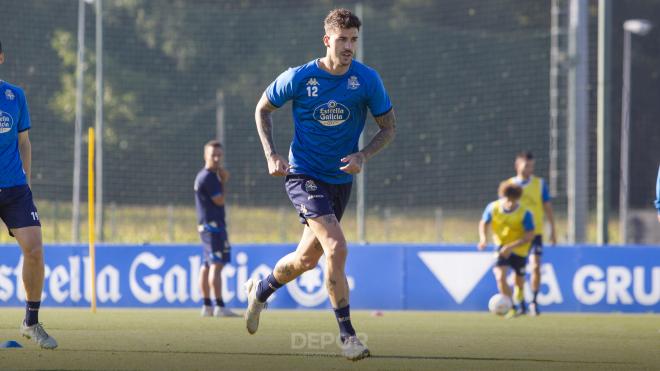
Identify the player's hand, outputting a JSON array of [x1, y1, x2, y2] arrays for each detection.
[[218, 168, 230, 183], [477, 240, 487, 250], [267, 153, 290, 176], [339, 152, 365, 174], [498, 245, 512, 259]]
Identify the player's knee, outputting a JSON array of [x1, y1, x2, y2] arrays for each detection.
[[23, 244, 43, 262], [324, 242, 347, 264]]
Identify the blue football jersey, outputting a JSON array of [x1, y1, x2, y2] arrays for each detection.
[[0, 81, 31, 188], [265, 59, 392, 184], [194, 168, 226, 230]]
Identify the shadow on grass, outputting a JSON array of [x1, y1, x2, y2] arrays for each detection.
[[51, 349, 632, 366]]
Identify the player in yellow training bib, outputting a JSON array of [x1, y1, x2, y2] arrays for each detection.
[[478, 181, 535, 318], [505, 151, 556, 316]]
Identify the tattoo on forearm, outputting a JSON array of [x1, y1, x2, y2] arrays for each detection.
[[256, 110, 276, 157], [362, 109, 396, 160]]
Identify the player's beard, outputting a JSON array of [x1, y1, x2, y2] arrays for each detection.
[[339, 52, 352, 66]]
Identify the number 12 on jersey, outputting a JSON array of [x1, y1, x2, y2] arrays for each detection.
[[306, 86, 318, 97]]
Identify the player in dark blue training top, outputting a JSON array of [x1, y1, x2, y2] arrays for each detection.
[[194, 140, 237, 318], [245, 8, 396, 361], [0, 40, 57, 349]]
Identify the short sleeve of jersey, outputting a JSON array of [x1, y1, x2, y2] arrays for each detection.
[[201, 172, 223, 198], [523, 211, 535, 231], [481, 202, 495, 224], [265, 68, 297, 108], [541, 179, 551, 202], [17, 88, 31, 132], [367, 70, 392, 117]]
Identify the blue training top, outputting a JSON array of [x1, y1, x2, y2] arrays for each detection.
[[265, 59, 392, 184], [194, 168, 226, 231], [0, 81, 31, 188]]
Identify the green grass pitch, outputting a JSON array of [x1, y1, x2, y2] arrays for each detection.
[[0, 308, 658, 370]]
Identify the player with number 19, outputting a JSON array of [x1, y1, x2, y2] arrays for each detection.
[[0, 40, 57, 349]]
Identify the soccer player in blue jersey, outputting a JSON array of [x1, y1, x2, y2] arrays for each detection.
[[0, 40, 57, 349], [194, 140, 237, 318], [246, 9, 396, 361], [506, 151, 556, 316]]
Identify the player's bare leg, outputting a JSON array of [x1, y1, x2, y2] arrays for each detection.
[[494, 266, 517, 319], [273, 226, 325, 284], [244, 226, 323, 333], [514, 274, 526, 314], [14, 226, 57, 349], [529, 254, 541, 315], [493, 266, 511, 298], [210, 263, 236, 317], [306, 215, 349, 308], [307, 214, 369, 361], [199, 263, 213, 316]]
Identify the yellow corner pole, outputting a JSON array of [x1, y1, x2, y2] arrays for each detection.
[[88, 127, 97, 313]]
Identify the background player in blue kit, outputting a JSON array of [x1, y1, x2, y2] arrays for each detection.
[[194, 140, 237, 317], [246, 9, 396, 361], [0, 40, 57, 349]]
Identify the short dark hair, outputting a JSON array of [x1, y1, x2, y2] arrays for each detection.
[[324, 8, 361, 33], [498, 181, 523, 200], [0, 40, 3, 54], [204, 140, 222, 150], [515, 151, 534, 161]]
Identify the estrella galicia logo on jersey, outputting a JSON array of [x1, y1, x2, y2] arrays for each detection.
[[0, 111, 14, 134], [313, 100, 351, 127], [304, 180, 318, 192], [347, 76, 360, 90], [5, 89, 15, 101]]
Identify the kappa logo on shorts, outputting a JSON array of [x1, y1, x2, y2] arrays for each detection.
[[304, 180, 318, 192], [0, 111, 14, 134], [5, 89, 15, 101]]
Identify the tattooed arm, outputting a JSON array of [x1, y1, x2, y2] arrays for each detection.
[[339, 108, 397, 174], [255, 93, 290, 176]]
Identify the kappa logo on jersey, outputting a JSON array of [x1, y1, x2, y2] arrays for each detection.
[[313, 100, 351, 127], [347, 76, 360, 90], [0, 111, 14, 134], [304, 180, 318, 192], [306, 78, 320, 86], [5, 89, 15, 101]]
